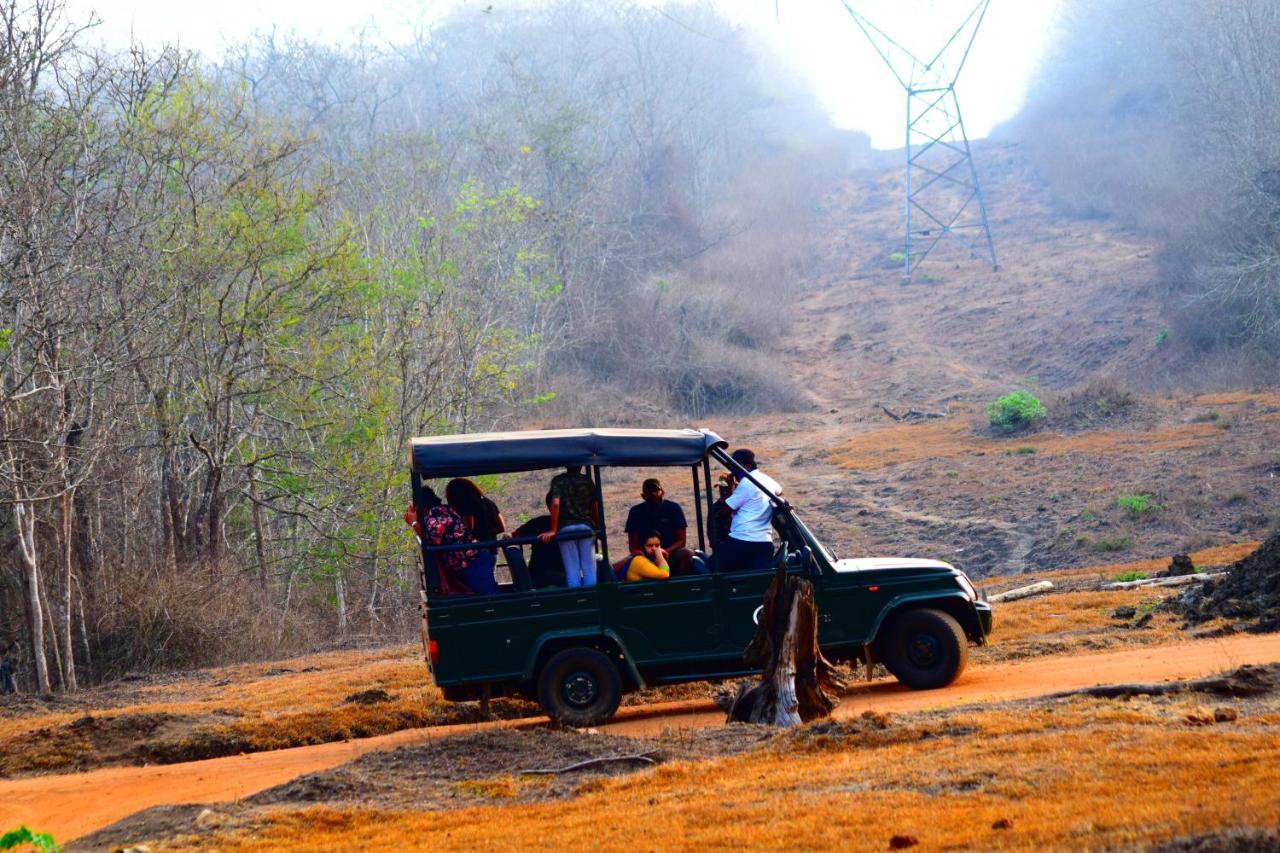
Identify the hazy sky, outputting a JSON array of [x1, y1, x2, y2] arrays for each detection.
[[64, 0, 1061, 149]]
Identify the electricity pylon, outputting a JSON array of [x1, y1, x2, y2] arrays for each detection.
[[841, 1, 998, 276]]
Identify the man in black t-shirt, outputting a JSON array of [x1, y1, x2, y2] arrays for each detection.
[[622, 478, 696, 575], [512, 494, 567, 588]]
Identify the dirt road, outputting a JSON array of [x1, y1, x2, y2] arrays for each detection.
[[8, 632, 1280, 843]]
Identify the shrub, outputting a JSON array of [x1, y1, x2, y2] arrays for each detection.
[[1, 827, 59, 852], [1092, 536, 1132, 552], [1111, 570, 1148, 582], [1154, 326, 1169, 348], [1116, 494, 1162, 516], [987, 391, 1047, 433]]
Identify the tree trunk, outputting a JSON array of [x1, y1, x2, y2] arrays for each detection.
[[15, 502, 52, 694], [57, 489, 78, 690], [247, 467, 269, 592], [334, 570, 348, 638], [725, 562, 846, 726]]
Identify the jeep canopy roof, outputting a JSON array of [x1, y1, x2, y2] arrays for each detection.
[[408, 428, 727, 477]]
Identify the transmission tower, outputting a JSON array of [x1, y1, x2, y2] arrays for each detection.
[[841, 0, 998, 276]]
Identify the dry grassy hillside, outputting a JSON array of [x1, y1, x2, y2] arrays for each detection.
[[669, 141, 1280, 577]]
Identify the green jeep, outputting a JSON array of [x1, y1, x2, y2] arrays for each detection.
[[409, 428, 992, 726]]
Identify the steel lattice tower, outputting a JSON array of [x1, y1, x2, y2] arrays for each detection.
[[841, 1, 998, 276]]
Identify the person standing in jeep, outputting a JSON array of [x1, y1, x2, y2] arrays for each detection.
[[539, 465, 600, 587], [717, 448, 782, 573]]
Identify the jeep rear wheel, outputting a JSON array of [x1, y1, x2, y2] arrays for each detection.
[[536, 647, 622, 727], [881, 608, 968, 689]]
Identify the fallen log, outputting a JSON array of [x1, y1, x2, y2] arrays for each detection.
[[879, 404, 948, 422], [1102, 572, 1227, 591], [520, 752, 660, 775], [726, 561, 846, 726], [987, 581, 1054, 603]]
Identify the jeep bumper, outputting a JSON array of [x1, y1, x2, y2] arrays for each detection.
[[975, 600, 993, 641]]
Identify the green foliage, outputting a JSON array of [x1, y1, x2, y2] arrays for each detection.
[[1116, 494, 1162, 516], [0, 826, 60, 852], [987, 391, 1047, 433], [1111, 570, 1148, 582], [887, 251, 905, 263], [1014, 446, 1037, 455], [1154, 326, 1169, 348]]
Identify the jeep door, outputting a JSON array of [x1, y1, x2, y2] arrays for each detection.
[[606, 575, 722, 662], [714, 568, 779, 655]]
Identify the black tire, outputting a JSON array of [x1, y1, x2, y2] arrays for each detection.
[[536, 647, 622, 727], [880, 608, 968, 690]]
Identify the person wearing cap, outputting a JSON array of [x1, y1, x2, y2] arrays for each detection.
[[622, 477, 694, 575], [716, 448, 782, 573]]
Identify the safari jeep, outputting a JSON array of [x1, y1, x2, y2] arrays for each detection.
[[408, 428, 992, 726]]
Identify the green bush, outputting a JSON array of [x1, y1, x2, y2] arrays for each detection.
[[1, 827, 59, 853], [1116, 494, 1162, 516], [1111, 570, 1147, 582], [987, 391, 1047, 433]]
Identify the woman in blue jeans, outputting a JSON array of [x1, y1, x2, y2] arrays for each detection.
[[447, 478, 506, 595], [538, 465, 600, 587]]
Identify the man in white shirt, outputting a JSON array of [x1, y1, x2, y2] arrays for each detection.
[[718, 448, 782, 573]]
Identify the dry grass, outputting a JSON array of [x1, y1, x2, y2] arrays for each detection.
[[968, 541, 1261, 661], [827, 410, 1222, 471], [163, 694, 1280, 851], [825, 392, 1280, 471], [0, 646, 450, 774]]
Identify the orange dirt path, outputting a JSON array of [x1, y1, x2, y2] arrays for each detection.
[[601, 632, 1280, 735], [6, 632, 1280, 843]]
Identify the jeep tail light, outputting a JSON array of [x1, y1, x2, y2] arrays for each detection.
[[428, 639, 439, 665]]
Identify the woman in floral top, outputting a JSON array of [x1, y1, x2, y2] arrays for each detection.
[[404, 489, 477, 595]]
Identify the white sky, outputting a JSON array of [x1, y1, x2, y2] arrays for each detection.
[[65, 0, 1062, 149]]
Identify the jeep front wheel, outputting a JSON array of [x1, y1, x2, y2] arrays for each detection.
[[881, 608, 968, 689], [536, 647, 622, 727]]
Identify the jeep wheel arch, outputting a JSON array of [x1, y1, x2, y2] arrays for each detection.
[[878, 607, 968, 690], [536, 646, 623, 727]]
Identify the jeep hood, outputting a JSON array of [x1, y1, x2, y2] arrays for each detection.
[[832, 557, 957, 573]]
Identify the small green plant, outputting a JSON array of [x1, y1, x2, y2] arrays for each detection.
[[1, 826, 60, 853], [987, 391, 1047, 433], [1093, 536, 1133, 552], [1079, 509, 1097, 521], [1154, 326, 1169, 348], [888, 251, 905, 264], [1111, 570, 1148, 582], [1116, 493, 1162, 516], [1014, 446, 1037, 454]]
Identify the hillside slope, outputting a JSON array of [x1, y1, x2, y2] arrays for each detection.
[[694, 142, 1279, 576]]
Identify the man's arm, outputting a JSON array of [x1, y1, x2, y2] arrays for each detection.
[[669, 527, 687, 551], [627, 532, 643, 555], [538, 499, 561, 543]]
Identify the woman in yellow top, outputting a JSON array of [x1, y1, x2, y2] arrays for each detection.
[[625, 531, 671, 582]]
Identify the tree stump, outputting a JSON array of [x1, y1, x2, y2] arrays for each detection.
[[725, 561, 847, 726]]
